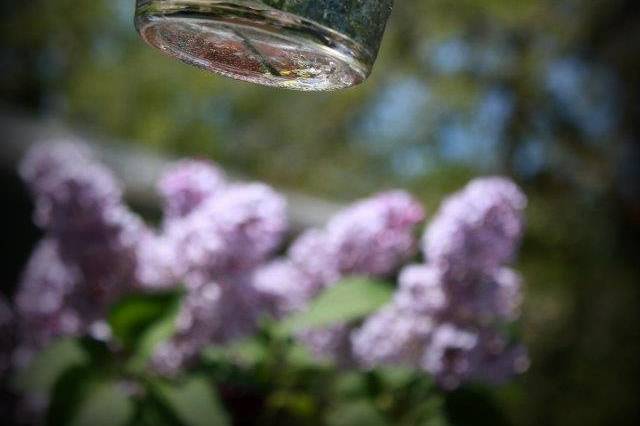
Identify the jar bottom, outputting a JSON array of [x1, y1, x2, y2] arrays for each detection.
[[135, 0, 372, 91]]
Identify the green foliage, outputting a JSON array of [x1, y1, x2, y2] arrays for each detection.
[[326, 400, 388, 426], [109, 292, 181, 350], [279, 277, 394, 333], [13, 338, 87, 393], [108, 291, 181, 372], [153, 377, 230, 426], [67, 379, 135, 426]]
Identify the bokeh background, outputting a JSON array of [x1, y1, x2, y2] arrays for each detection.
[[1, 0, 639, 425]]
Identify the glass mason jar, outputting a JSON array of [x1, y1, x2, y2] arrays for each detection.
[[134, 1, 394, 91]]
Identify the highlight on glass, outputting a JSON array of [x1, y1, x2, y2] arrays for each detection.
[[134, 0, 394, 91]]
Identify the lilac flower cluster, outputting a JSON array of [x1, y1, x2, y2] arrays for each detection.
[[14, 144, 291, 374], [13, 141, 529, 389], [286, 191, 426, 362], [352, 177, 529, 389], [15, 141, 153, 363], [150, 162, 289, 374], [155, 189, 425, 370]]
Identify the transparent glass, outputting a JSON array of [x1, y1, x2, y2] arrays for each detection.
[[135, 0, 394, 91]]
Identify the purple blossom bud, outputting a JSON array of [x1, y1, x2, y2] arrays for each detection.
[[252, 260, 320, 318], [19, 141, 95, 196], [292, 191, 424, 362], [296, 324, 353, 366], [288, 229, 341, 288], [423, 177, 526, 277], [20, 142, 124, 233], [420, 324, 528, 389], [420, 323, 479, 389], [158, 160, 227, 219], [152, 282, 223, 374], [57, 205, 145, 303], [351, 305, 433, 368], [14, 240, 85, 359], [435, 268, 522, 325], [326, 191, 425, 277], [153, 274, 269, 374], [19, 142, 146, 299], [172, 183, 288, 284], [394, 264, 447, 315], [134, 231, 179, 290]]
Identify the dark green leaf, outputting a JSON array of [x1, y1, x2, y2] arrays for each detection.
[[70, 380, 135, 426], [279, 277, 393, 333], [13, 338, 87, 393], [154, 377, 230, 426], [108, 291, 181, 351], [202, 337, 267, 366], [334, 372, 368, 398], [326, 400, 388, 426], [376, 367, 418, 390], [267, 390, 316, 418], [47, 365, 98, 426], [130, 393, 183, 426], [126, 307, 180, 373]]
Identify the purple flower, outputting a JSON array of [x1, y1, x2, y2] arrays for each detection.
[[395, 264, 522, 324], [291, 191, 425, 363], [57, 205, 145, 302], [394, 264, 448, 316], [19, 142, 124, 233], [19, 141, 96, 196], [158, 160, 227, 219], [152, 274, 268, 374], [439, 267, 523, 324], [289, 191, 424, 288], [13, 240, 84, 361], [351, 305, 433, 368], [171, 183, 288, 285], [152, 282, 223, 375], [251, 259, 320, 318], [134, 231, 180, 290], [297, 324, 354, 366], [420, 324, 529, 389], [423, 177, 526, 278], [19, 141, 147, 299], [326, 191, 425, 277], [288, 229, 341, 289]]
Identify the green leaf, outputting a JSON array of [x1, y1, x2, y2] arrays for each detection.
[[334, 372, 368, 399], [267, 390, 316, 418], [107, 292, 181, 372], [127, 308, 180, 373], [326, 400, 388, 426], [279, 277, 393, 333], [131, 395, 183, 426], [287, 342, 327, 368], [202, 337, 267, 366], [70, 380, 135, 426], [47, 365, 99, 426], [13, 338, 87, 393], [108, 291, 182, 351], [375, 367, 418, 390], [154, 377, 230, 426], [402, 396, 449, 426]]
